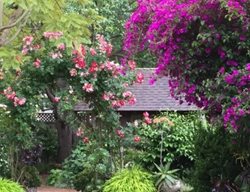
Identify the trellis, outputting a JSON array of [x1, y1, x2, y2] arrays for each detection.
[[37, 111, 94, 123]]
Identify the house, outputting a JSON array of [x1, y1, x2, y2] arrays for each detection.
[[38, 68, 196, 123], [73, 68, 197, 125], [36, 68, 197, 162]]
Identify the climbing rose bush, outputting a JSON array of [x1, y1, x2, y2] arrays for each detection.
[[124, 0, 250, 131], [1, 32, 143, 148], [17, 32, 139, 111]]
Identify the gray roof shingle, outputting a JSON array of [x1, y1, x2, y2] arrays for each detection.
[[74, 68, 197, 112]]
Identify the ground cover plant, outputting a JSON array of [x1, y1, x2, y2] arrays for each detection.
[[0, 178, 25, 192], [103, 166, 156, 192]]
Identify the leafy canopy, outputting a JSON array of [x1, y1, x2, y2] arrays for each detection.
[[0, 0, 100, 69]]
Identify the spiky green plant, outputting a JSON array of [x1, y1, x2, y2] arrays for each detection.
[[153, 162, 180, 192], [0, 178, 25, 192], [103, 166, 156, 192]]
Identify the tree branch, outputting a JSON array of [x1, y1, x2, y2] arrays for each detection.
[[1, 11, 29, 46], [0, 9, 29, 32], [45, 87, 60, 119], [54, 0, 62, 10], [45, 88, 55, 103]]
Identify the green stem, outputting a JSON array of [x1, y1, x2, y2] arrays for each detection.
[[160, 130, 163, 167]]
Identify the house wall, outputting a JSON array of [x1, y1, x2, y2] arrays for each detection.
[[119, 111, 159, 126]]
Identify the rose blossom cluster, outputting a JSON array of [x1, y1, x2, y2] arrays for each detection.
[[115, 129, 141, 143], [33, 58, 41, 68], [69, 36, 138, 109], [72, 44, 86, 69], [50, 43, 66, 59], [143, 112, 152, 124], [124, 0, 249, 131], [22, 35, 41, 55], [96, 34, 113, 56], [43, 31, 63, 40], [75, 128, 89, 144], [2, 87, 26, 107], [22, 34, 65, 65], [102, 90, 136, 108], [20, 33, 138, 126], [116, 129, 125, 138]]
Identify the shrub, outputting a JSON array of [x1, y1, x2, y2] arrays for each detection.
[[0, 144, 10, 178], [48, 142, 110, 191], [22, 166, 41, 188], [192, 127, 241, 192], [126, 112, 201, 171], [34, 124, 58, 163], [103, 166, 156, 192], [47, 169, 69, 188], [0, 178, 25, 192]]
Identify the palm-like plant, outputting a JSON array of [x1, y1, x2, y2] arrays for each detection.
[[153, 162, 181, 192]]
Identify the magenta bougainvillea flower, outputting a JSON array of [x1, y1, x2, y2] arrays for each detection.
[[124, 0, 250, 131]]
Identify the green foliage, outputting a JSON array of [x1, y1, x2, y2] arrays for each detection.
[[92, 0, 156, 67], [22, 166, 41, 188], [34, 124, 58, 162], [47, 169, 69, 188], [153, 162, 180, 191], [0, 108, 33, 180], [94, 0, 134, 52], [132, 112, 201, 168], [235, 169, 250, 192], [192, 127, 241, 192], [1, 0, 101, 69], [0, 144, 10, 178], [103, 166, 156, 192], [0, 178, 25, 192], [48, 142, 110, 191], [73, 146, 110, 191]]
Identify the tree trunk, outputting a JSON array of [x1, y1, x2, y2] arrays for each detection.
[[55, 119, 72, 163]]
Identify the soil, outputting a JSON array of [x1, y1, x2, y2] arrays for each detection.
[[37, 175, 77, 192]]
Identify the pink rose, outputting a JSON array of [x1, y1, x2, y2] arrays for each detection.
[[83, 83, 94, 93]]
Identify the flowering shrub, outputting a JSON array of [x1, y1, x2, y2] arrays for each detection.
[[18, 32, 138, 113], [0, 32, 140, 182], [124, 0, 250, 131], [0, 32, 140, 144], [117, 112, 201, 172]]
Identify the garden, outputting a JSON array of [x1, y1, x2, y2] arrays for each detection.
[[0, 0, 249, 192]]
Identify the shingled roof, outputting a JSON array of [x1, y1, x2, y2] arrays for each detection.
[[74, 68, 197, 112]]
